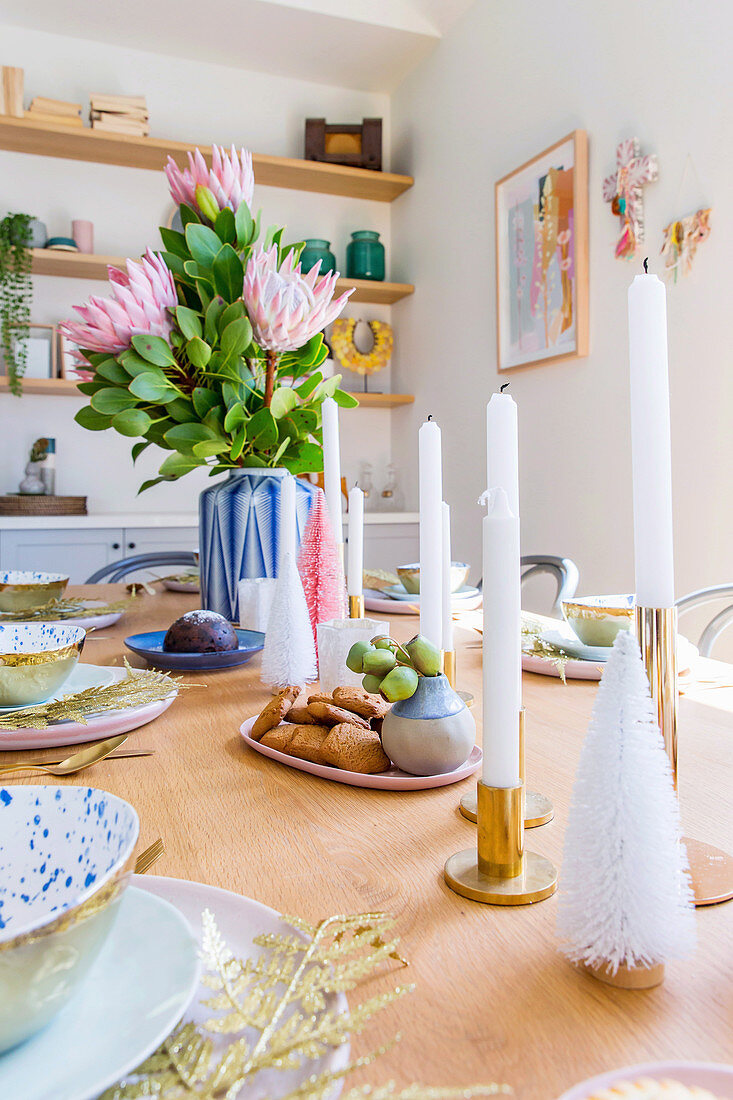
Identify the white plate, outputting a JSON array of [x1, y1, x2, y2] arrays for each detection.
[[0, 886, 200, 1100], [135, 875, 351, 1099], [162, 578, 200, 593], [541, 628, 611, 663], [384, 584, 480, 602], [558, 1061, 733, 1099], [0, 666, 177, 750], [365, 590, 482, 615], [241, 716, 482, 790], [0, 662, 117, 714]]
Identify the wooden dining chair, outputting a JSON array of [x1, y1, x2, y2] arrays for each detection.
[[675, 584, 733, 657], [86, 551, 198, 584]]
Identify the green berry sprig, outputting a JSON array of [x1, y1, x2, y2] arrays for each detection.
[[345, 633, 442, 702]]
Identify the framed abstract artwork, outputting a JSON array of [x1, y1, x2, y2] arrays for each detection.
[[495, 130, 588, 371]]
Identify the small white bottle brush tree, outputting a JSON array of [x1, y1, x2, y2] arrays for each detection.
[[556, 629, 695, 981]]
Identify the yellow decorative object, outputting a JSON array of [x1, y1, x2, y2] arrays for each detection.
[[331, 318, 393, 377], [0, 596, 131, 623], [100, 909, 508, 1100]]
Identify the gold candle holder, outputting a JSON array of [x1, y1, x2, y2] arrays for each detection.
[[636, 604, 733, 906], [443, 649, 456, 687], [460, 710, 553, 828], [445, 779, 557, 905], [348, 594, 365, 619]]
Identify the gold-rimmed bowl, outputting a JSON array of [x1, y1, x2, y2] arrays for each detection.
[[561, 594, 635, 648], [0, 622, 85, 708], [0, 785, 139, 1051], [397, 561, 470, 595], [0, 570, 69, 613]]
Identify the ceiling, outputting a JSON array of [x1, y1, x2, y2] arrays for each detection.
[[0, 0, 477, 93]]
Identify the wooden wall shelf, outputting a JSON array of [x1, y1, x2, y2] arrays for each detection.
[[1, 377, 415, 407], [31, 251, 415, 305], [0, 116, 413, 202]]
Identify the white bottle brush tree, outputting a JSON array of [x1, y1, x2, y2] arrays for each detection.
[[556, 629, 695, 974]]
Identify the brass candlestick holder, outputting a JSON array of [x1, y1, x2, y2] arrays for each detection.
[[445, 777, 557, 905], [636, 604, 733, 906], [443, 648, 457, 688], [348, 594, 365, 619], [460, 710, 553, 828]]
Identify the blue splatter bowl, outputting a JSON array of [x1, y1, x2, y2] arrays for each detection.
[[0, 622, 85, 708], [0, 570, 69, 613], [0, 785, 139, 1051]]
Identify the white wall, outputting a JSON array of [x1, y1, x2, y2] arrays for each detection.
[[390, 0, 733, 633], [0, 24, 394, 511]]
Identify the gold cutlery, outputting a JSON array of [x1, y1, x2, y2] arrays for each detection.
[[0, 746, 154, 772], [134, 837, 164, 874], [0, 734, 129, 777]]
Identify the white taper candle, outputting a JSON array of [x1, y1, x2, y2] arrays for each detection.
[[481, 488, 521, 786], [280, 473, 297, 568], [486, 390, 519, 517], [418, 418, 443, 647], [321, 397, 343, 544], [441, 501, 454, 651], [347, 487, 364, 597], [628, 270, 675, 607]]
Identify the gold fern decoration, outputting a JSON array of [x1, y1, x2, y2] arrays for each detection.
[[100, 909, 509, 1100], [0, 596, 132, 622]]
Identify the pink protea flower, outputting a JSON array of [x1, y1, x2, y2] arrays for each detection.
[[165, 145, 254, 214], [61, 249, 177, 362], [242, 246, 353, 353]]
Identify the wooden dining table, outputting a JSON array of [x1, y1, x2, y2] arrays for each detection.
[[3, 585, 732, 1099]]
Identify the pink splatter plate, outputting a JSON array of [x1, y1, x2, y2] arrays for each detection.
[[240, 716, 482, 790], [558, 1062, 733, 1099]]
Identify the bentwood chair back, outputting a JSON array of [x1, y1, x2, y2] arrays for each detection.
[[86, 551, 198, 584], [676, 584, 733, 657]]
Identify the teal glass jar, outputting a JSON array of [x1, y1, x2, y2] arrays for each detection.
[[299, 239, 336, 275], [346, 230, 385, 282]]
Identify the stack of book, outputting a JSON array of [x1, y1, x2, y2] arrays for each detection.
[[90, 94, 149, 137], [26, 97, 83, 127]]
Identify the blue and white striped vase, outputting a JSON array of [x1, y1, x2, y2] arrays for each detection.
[[199, 469, 318, 621]]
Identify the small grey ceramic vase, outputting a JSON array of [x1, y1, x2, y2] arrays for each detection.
[[381, 674, 475, 776]]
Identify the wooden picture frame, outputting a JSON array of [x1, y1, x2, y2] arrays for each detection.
[[495, 130, 588, 371]]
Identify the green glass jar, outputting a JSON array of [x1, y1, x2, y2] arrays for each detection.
[[345, 230, 385, 282], [299, 239, 336, 275]]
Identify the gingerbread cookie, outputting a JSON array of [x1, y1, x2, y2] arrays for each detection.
[[259, 723, 298, 753], [307, 700, 371, 729], [321, 723, 391, 773], [251, 685, 299, 741], [332, 685, 389, 720]]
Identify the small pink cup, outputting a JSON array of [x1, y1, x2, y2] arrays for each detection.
[[72, 219, 94, 254]]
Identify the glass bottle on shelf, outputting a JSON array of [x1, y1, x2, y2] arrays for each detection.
[[359, 462, 377, 511], [380, 464, 404, 512]]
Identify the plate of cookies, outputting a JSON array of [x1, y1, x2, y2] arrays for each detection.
[[558, 1062, 733, 1099], [240, 684, 482, 790]]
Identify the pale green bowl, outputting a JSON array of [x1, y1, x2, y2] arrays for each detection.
[[397, 562, 469, 595], [562, 594, 635, 648], [0, 570, 69, 613]]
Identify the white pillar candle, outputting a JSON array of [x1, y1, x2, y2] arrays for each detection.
[[628, 271, 675, 607], [481, 488, 521, 787], [486, 390, 519, 516], [418, 418, 443, 647], [347, 487, 364, 597], [321, 397, 343, 544], [441, 501, 454, 652], [280, 473, 297, 568]]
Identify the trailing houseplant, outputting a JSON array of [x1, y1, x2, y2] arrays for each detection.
[[0, 212, 34, 396], [62, 146, 358, 617]]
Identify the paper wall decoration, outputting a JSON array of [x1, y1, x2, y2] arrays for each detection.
[[661, 208, 712, 281], [603, 138, 658, 260]]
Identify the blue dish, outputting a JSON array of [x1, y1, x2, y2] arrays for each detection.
[[124, 628, 265, 670]]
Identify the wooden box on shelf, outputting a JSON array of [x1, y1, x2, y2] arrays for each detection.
[[305, 118, 382, 171]]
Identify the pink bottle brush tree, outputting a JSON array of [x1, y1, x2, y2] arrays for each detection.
[[297, 490, 346, 654]]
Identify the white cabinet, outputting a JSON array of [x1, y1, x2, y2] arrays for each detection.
[[122, 527, 198, 557], [0, 528, 125, 584]]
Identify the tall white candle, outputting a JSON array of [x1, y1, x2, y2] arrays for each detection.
[[418, 418, 443, 647], [321, 397, 343, 544], [628, 271, 675, 607], [347, 487, 364, 597], [280, 473, 297, 567], [481, 488, 521, 787], [441, 501, 454, 651], [486, 390, 519, 516]]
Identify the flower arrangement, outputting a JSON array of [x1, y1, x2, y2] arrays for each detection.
[[62, 146, 357, 491], [346, 633, 442, 701]]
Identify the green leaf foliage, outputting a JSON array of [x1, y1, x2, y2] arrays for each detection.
[[212, 244, 244, 300], [131, 334, 176, 367], [112, 408, 153, 437]]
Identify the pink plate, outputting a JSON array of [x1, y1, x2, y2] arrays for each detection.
[[0, 668, 177, 750], [240, 716, 482, 790], [365, 593, 482, 616], [522, 653, 603, 681], [558, 1061, 733, 1099]]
